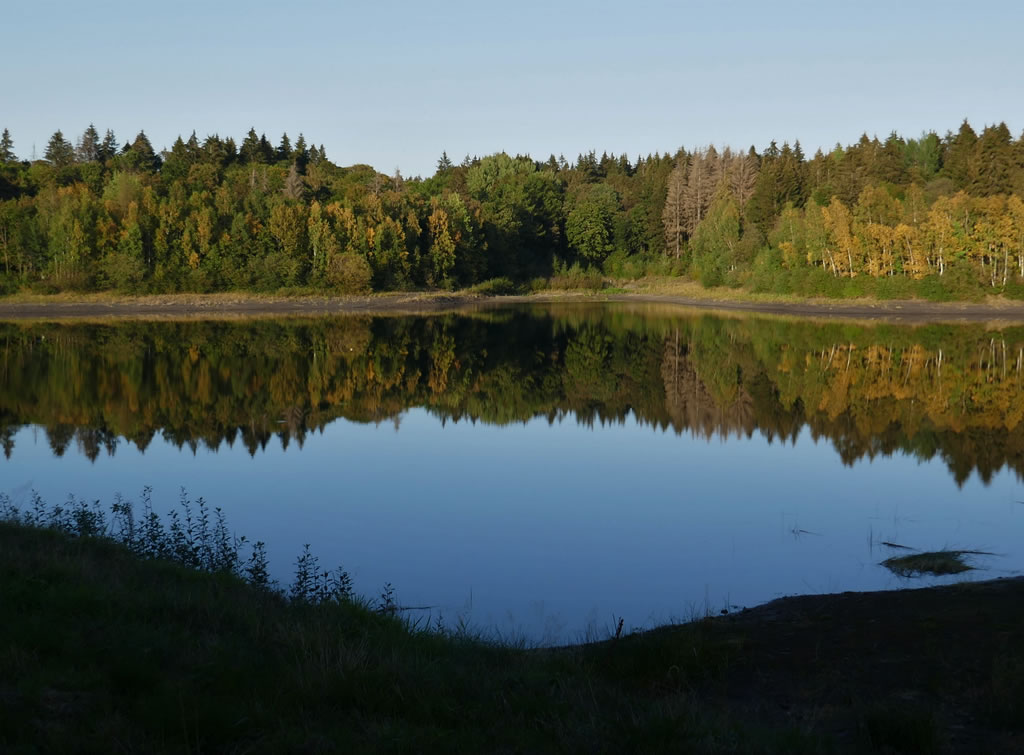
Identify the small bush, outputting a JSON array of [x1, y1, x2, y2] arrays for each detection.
[[101, 253, 147, 292], [0, 488, 353, 605], [467, 277, 519, 295], [602, 251, 649, 280], [327, 252, 373, 294], [1001, 281, 1024, 300], [528, 276, 550, 292], [873, 275, 915, 300], [548, 262, 604, 291]]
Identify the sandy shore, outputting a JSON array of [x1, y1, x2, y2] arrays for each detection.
[[2, 289, 1024, 322]]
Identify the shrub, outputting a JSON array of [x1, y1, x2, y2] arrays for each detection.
[[467, 277, 519, 295], [327, 252, 373, 294], [548, 262, 605, 291]]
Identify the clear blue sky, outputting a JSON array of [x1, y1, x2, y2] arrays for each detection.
[[5, 0, 1022, 177]]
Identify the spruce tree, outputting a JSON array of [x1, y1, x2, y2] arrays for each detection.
[[126, 131, 161, 172], [77, 124, 101, 162], [239, 128, 262, 164], [185, 131, 201, 160], [98, 129, 119, 162], [277, 133, 292, 162], [258, 133, 274, 164], [942, 119, 978, 189], [972, 122, 1014, 196], [0, 128, 15, 163], [44, 130, 76, 167]]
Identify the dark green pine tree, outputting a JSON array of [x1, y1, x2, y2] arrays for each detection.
[[239, 128, 263, 164], [971, 122, 1014, 196], [161, 135, 191, 182], [124, 130, 161, 172], [777, 142, 806, 207], [204, 135, 236, 166], [185, 131, 201, 161], [0, 128, 15, 162], [292, 134, 308, 171], [830, 134, 874, 204], [76, 124, 101, 162], [258, 133, 274, 164], [874, 132, 909, 185], [942, 119, 978, 189], [276, 133, 292, 162], [98, 129, 119, 162], [745, 144, 779, 237], [1014, 131, 1024, 195], [44, 130, 76, 168], [437, 151, 454, 174]]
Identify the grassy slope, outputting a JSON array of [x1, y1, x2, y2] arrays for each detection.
[[2, 522, 1023, 753]]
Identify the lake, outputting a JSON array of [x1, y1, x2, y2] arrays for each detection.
[[2, 303, 1023, 643]]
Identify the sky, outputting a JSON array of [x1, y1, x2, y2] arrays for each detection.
[[5, 0, 1023, 177]]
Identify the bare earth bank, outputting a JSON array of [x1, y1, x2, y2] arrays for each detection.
[[3, 289, 1024, 322]]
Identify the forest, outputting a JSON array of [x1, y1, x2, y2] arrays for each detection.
[[1, 120, 1024, 298], [2, 311, 1022, 485]]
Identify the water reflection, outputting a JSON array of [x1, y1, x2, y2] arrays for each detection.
[[2, 306, 1023, 485]]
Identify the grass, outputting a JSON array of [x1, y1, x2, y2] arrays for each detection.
[[2, 493, 1024, 752], [0, 520, 792, 753], [880, 549, 981, 577], [859, 704, 941, 754]]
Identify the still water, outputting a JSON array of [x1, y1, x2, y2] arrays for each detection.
[[2, 304, 1023, 643]]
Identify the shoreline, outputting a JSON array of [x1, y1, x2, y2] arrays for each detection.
[[3, 515, 1022, 751], [3, 287, 1024, 322]]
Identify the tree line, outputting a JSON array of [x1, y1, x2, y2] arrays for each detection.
[[1, 120, 1023, 297]]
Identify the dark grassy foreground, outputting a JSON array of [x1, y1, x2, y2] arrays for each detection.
[[2, 524, 1023, 754]]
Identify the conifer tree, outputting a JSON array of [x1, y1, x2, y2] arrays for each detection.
[[942, 119, 978, 188], [185, 131, 201, 160], [277, 133, 292, 162], [98, 129, 119, 162], [292, 134, 308, 171], [972, 122, 1014, 196], [662, 159, 686, 258], [77, 124, 101, 162], [0, 129, 15, 163], [239, 128, 263, 164], [124, 131, 161, 172], [44, 130, 76, 167]]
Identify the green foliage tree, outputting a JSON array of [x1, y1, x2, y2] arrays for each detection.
[[566, 184, 620, 264], [690, 189, 740, 286]]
